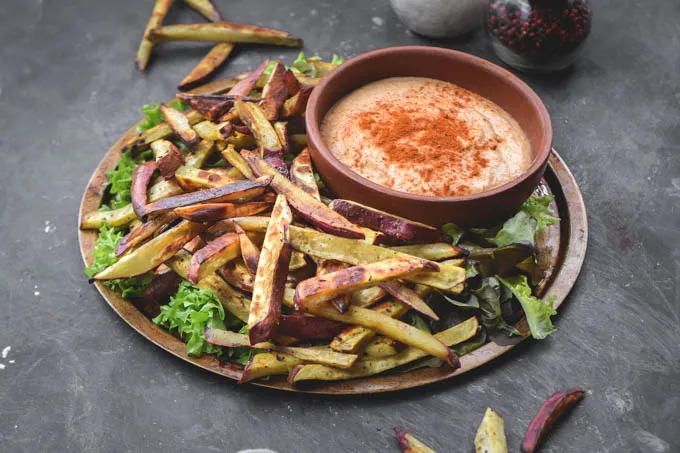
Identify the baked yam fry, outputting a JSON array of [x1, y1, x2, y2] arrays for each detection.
[[361, 336, 407, 359], [219, 260, 254, 292], [259, 61, 289, 120], [521, 388, 585, 453], [234, 98, 282, 154], [395, 428, 437, 453], [205, 328, 358, 368], [184, 139, 216, 168], [273, 121, 290, 154], [294, 257, 437, 310], [248, 194, 293, 344], [239, 352, 300, 383], [390, 243, 467, 261], [93, 221, 205, 280], [241, 150, 366, 239], [115, 212, 176, 257], [316, 259, 350, 313], [174, 166, 240, 192], [234, 222, 261, 275], [188, 232, 240, 283], [175, 202, 271, 223], [143, 176, 271, 217], [182, 0, 223, 22], [277, 314, 346, 340], [330, 299, 410, 353], [81, 204, 137, 229], [136, 0, 173, 71], [160, 105, 200, 149], [475, 408, 509, 453], [298, 304, 459, 367], [351, 286, 387, 308], [148, 22, 303, 47], [379, 281, 439, 320], [290, 149, 320, 200], [288, 226, 465, 292], [167, 250, 250, 321], [151, 139, 185, 179], [125, 109, 204, 152], [130, 161, 158, 218], [221, 144, 254, 179], [281, 85, 313, 118], [148, 177, 184, 202], [290, 317, 477, 384], [330, 199, 448, 244]]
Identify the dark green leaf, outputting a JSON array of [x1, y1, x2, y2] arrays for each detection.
[[407, 313, 431, 334], [468, 242, 535, 277], [441, 223, 465, 245], [499, 275, 556, 340]]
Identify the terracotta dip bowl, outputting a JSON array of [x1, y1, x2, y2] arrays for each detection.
[[305, 46, 553, 227]]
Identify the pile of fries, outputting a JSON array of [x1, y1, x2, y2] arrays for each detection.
[[136, 0, 303, 90], [81, 55, 481, 385]]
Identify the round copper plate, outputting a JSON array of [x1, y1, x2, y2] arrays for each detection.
[[78, 128, 587, 394]]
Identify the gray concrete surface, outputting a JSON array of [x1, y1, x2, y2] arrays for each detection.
[[0, 0, 678, 452]]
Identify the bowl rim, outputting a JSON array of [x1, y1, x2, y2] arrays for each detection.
[[306, 46, 553, 203]]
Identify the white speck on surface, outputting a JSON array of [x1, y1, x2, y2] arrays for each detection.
[[0, 364, 5, 370], [44, 220, 56, 233], [9, 360, 15, 364], [372, 16, 384, 27], [310, 9, 317, 16], [2, 346, 10, 358], [34, 291, 40, 296], [289, 11, 295, 17]]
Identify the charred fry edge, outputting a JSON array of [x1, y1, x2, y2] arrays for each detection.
[[234, 222, 261, 275], [143, 177, 271, 217], [160, 105, 200, 149], [330, 199, 448, 244], [248, 195, 292, 344], [242, 150, 365, 239], [294, 257, 437, 310], [174, 202, 271, 223], [290, 149, 320, 200], [130, 161, 158, 218], [115, 213, 176, 257], [187, 232, 240, 284]]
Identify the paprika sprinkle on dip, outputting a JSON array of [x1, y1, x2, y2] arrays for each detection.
[[321, 77, 533, 197]]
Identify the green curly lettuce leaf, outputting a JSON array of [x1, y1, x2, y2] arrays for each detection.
[[106, 151, 138, 209], [498, 275, 556, 340], [84, 223, 152, 298], [153, 281, 236, 357]]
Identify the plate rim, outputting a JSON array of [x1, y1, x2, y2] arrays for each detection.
[[78, 126, 588, 395]]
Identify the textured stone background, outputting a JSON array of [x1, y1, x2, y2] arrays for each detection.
[[0, 1, 678, 452]]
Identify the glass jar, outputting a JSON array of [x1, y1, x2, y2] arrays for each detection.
[[485, 0, 592, 73]]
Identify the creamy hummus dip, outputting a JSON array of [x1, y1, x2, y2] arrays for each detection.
[[320, 77, 533, 197]]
